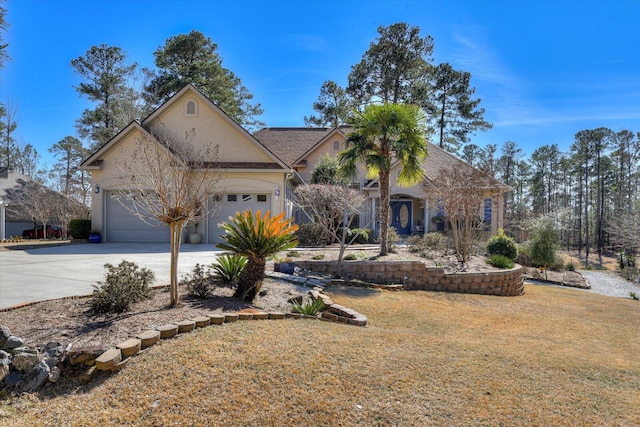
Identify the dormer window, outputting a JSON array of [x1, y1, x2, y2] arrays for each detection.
[[185, 99, 198, 117]]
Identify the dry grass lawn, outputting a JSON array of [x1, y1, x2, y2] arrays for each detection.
[[1, 284, 639, 426]]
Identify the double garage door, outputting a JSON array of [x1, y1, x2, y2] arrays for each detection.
[[104, 191, 270, 243], [207, 193, 270, 243]]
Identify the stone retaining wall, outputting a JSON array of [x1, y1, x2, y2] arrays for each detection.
[[296, 260, 524, 296]]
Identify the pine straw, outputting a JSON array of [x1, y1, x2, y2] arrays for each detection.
[[2, 284, 639, 426]]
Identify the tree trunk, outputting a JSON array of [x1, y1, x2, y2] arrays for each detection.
[[169, 221, 183, 307], [378, 169, 391, 256], [234, 257, 266, 302]]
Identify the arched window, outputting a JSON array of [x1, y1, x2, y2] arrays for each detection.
[[332, 140, 341, 151], [185, 99, 198, 116]]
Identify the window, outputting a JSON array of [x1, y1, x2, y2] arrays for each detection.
[[242, 194, 252, 202], [332, 140, 341, 151], [257, 194, 267, 202], [484, 198, 492, 231], [185, 99, 198, 117], [227, 194, 237, 202]]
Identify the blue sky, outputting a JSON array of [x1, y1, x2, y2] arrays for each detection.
[[2, 0, 640, 168]]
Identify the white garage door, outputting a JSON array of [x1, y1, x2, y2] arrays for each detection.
[[105, 191, 170, 242], [207, 193, 271, 243]]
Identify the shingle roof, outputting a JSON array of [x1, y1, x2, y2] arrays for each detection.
[[253, 127, 337, 166], [421, 142, 509, 190], [254, 127, 509, 191]]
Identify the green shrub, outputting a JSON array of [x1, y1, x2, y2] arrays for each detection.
[[566, 262, 576, 271], [311, 254, 325, 260], [211, 254, 247, 284], [181, 264, 216, 298], [486, 229, 518, 260], [630, 292, 639, 301], [487, 254, 515, 269], [343, 253, 357, 261], [68, 219, 91, 239], [625, 254, 636, 268], [347, 228, 371, 244], [91, 261, 154, 314], [291, 298, 326, 315], [295, 223, 329, 247], [528, 216, 559, 269], [285, 250, 301, 258]]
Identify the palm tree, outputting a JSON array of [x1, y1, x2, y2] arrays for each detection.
[[340, 103, 428, 256], [217, 210, 298, 302]]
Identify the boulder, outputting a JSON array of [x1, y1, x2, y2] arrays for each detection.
[[3, 371, 22, 388], [48, 366, 61, 383], [3, 336, 24, 350], [0, 325, 10, 349], [43, 342, 65, 368], [12, 351, 41, 372], [0, 365, 9, 383], [0, 350, 11, 366], [19, 361, 50, 392], [68, 345, 110, 366]]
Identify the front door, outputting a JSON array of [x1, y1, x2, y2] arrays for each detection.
[[390, 200, 412, 235]]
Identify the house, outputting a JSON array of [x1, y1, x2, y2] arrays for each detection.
[[0, 168, 35, 237], [0, 167, 88, 238], [81, 83, 509, 244], [80, 84, 298, 243], [254, 126, 510, 237]]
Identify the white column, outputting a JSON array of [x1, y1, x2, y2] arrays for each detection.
[[423, 198, 429, 233], [371, 196, 376, 235], [0, 201, 6, 241]]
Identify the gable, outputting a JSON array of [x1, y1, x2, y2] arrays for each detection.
[[144, 87, 283, 166], [82, 84, 289, 172], [385, 142, 510, 194]]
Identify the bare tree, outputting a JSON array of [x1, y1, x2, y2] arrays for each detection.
[[56, 195, 90, 238], [114, 126, 222, 306], [5, 179, 59, 239], [609, 209, 640, 255], [425, 167, 497, 265], [294, 184, 366, 276]]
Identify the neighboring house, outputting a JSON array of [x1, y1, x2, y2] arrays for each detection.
[[0, 168, 35, 237], [254, 126, 511, 237], [0, 167, 88, 238], [80, 84, 298, 244]]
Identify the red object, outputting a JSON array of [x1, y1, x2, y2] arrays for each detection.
[[22, 225, 63, 239]]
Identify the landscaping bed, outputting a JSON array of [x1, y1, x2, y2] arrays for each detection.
[[1, 278, 307, 350]]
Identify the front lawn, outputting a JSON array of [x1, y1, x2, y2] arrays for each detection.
[[2, 284, 638, 426]]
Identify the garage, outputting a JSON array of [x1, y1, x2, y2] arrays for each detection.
[[104, 191, 170, 242], [207, 193, 271, 243]]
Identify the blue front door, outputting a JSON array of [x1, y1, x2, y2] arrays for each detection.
[[390, 201, 412, 235]]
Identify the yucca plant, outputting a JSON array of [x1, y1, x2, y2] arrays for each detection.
[[217, 210, 298, 302], [291, 298, 327, 316], [211, 254, 247, 284]]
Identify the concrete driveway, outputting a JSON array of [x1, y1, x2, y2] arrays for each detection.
[[0, 243, 224, 309]]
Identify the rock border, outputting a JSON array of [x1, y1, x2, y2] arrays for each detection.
[[1, 272, 368, 392]]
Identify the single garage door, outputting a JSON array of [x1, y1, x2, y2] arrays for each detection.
[[105, 191, 170, 242], [208, 193, 271, 243]]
